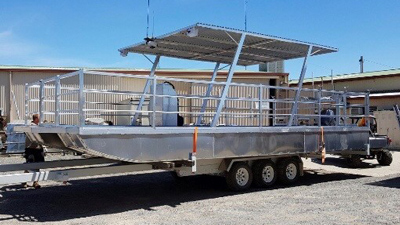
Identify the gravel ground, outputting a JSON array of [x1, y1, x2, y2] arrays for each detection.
[[0, 152, 399, 225]]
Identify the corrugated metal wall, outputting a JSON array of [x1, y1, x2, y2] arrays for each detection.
[[375, 110, 400, 150], [348, 97, 400, 111], [13, 71, 68, 122], [301, 76, 400, 93], [0, 72, 9, 118]]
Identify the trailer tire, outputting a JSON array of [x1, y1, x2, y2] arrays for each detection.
[[170, 171, 189, 182], [24, 148, 45, 163], [277, 158, 300, 185], [377, 150, 392, 166], [347, 155, 362, 168], [252, 160, 277, 188], [226, 162, 253, 191]]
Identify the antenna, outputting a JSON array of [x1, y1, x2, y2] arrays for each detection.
[[144, 0, 157, 49], [152, 10, 155, 38], [244, 0, 248, 31], [244, 0, 248, 70], [146, 0, 150, 38]]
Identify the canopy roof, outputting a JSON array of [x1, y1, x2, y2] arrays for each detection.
[[119, 23, 338, 66]]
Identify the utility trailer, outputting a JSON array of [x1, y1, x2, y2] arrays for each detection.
[[0, 23, 385, 191]]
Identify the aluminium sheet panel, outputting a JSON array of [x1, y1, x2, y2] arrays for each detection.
[[119, 23, 337, 66], [18, 126, 369, 162]]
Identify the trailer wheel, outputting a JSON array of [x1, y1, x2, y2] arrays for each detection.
[[226, 162, 253, 191], [346, 155, 362, 168], [277, 158, 300, 185], [377, 150, 393, 166], [253, 160, 277, 188], [170, 171, 189, 182], [24, 148, 45, 163]]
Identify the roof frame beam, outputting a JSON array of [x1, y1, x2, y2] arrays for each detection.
[[158, 39, 282, 62], [183, 34, 307, 57], [136, 44, 263, 65]]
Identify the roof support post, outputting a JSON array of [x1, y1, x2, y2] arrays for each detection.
[[39, 79, 44, 125], [24, 83, 29, 125], [78, 69, 86, 127], [317, 88, 322, 127], [55, 75, 61, 126], [8, 71, 12, 122], [196, 62, 220, 125], [288, 45, 313, 126], [258, 84, 263, 127], [211, 34, 246, 127], [335, 94, 340, 126], [343, 90, 347, 126], [132, 55, 160, 125]]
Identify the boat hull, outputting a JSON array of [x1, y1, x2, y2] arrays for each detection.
[[15, 126, 370, 162]]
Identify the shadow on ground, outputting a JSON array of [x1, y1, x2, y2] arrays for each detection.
[[367, 176, 400, 189], [0, 170, 367, 222], [311, 157, 380, 169]]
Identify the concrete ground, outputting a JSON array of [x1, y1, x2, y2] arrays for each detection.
[[0, 152, 399, 225]]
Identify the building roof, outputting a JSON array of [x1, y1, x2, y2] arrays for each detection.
[[119, 23, 337, 66], [0, 65, 288, 79], [289, 68, 400, 85]]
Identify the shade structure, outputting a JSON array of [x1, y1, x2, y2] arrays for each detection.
[[119, 23, 338, 66]]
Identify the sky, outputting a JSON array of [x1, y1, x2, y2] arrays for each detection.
[[1, 0, 400, 80]]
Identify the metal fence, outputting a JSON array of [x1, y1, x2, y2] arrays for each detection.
[[24, 69, 370, 128]]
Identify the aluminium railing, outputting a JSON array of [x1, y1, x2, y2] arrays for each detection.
[[24, 69, 370, 128]]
